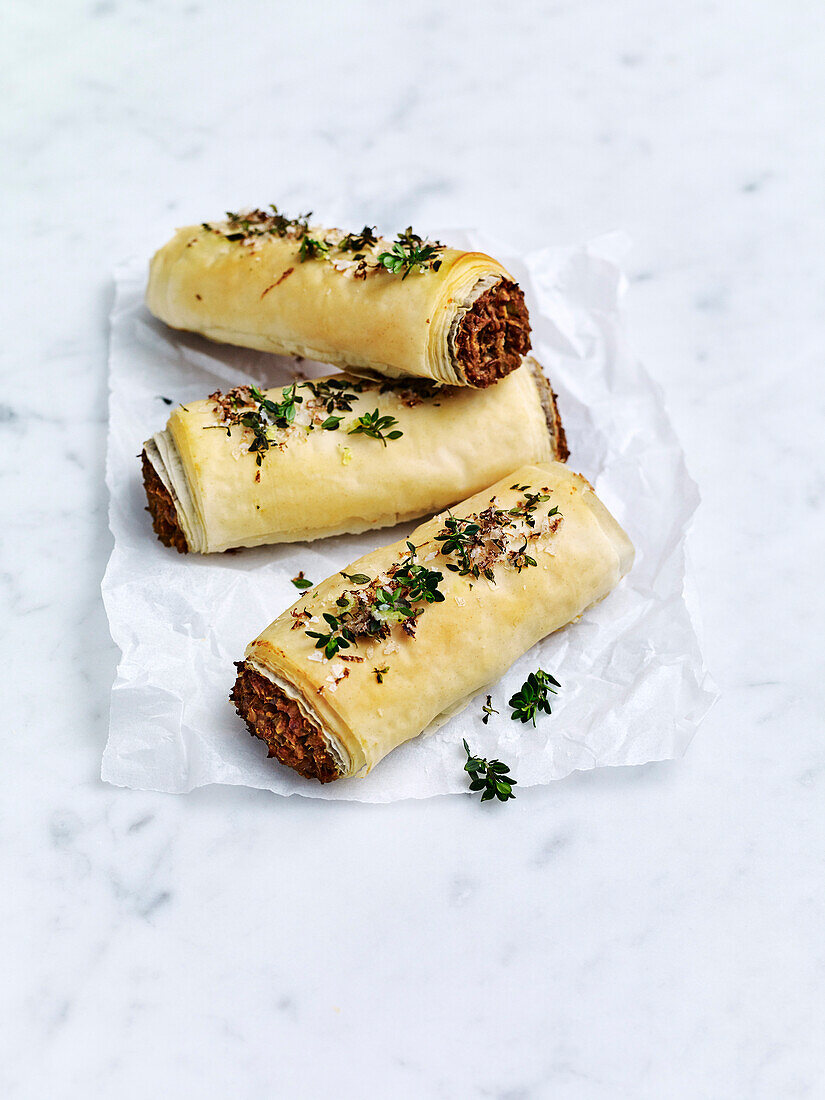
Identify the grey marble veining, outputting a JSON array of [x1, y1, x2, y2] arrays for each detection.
[[1, 1, 824, 1097]]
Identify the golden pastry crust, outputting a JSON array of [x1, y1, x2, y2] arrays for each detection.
[[240, 462, 635, 781], [146, 220, 529, 386], [141, 361, 565, 554]]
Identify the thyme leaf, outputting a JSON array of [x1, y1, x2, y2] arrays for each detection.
[[377, 231, 445, 279], [508, 669, 560, 726], [391, 542, 445, 604], [291, 572, 313, 590], [347, 408, 403, 446], [299, 236, 330, 262], [481, 695, 499, 725], [338, 226, 378, 252], [306, 612, 355, 660], [434, 514, 483, 577], [463, 739, 516, 802], [302, 377, 364, 413]]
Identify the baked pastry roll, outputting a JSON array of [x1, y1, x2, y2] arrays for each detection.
[[231, 462, 634, 782], [141, 358, 567, 554], [146, 209, 531, 387]]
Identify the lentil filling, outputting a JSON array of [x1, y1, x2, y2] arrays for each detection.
[[455, 279, 531, 387], [230, 662, 341, 783], [141, 449, 188, 554]]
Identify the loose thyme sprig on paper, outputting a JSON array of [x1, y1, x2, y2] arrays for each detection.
[[347, 408, 403, 446], [463, 740, 516, 803], [509, 669, 561, 726], [291, 572, 313, 590], [481, 695, 499, 724]]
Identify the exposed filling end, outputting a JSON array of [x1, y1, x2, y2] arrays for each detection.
[[230, 662, 341, 783], [141, 449, 188, 553], [525, 358, 569, 462], [454, 279, 532, 387]]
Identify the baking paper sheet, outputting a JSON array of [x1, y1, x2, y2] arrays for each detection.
[[101, 231, 717, 801]]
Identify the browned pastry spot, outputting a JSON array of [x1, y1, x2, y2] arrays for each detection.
[[230, 662, 340, 783], [141, 449, 188, 553], [455, 279, 532, 387]]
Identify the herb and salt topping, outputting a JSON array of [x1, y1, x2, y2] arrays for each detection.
[[434, 487, 563, 582], [202, 206, 311, 243], [201, 207, 444, 280], [207, 384, 305, 466], [304, 542, 445, 659], [207, 377, 411, 471], [301, 486, 562, 666], [302, 377, 365, 414], [298, 236, 330, 262], [377, 227, 445, 279]]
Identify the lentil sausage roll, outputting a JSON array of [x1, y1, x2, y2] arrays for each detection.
[[146, 209, 531, 387], [142, 358, 567, 554], [231, 462, 634, 782]]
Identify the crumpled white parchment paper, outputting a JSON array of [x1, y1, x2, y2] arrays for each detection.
[[101, 231, 717, 801]]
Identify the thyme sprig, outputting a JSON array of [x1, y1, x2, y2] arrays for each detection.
[[434, 515, 486, 579], [302, 377, 365, 414], [299, 236, 330, 262], [509, 538, 538, 573], [371, 586, 417, 625], [392, 542, 445, 604], [206, 207, 445, 280], [347, 408, 403, 446], [306, 612, 355, 660], [481, 695, 499, 725], [378, 228, 445, 279], [304, 545, 443, 659], [338, 226, 378, 252], [463, 740, 516, 802], [204, 207, 311, 242], [509, 669, 560, 726], [225, 383, 302, 464], [508, 488, 556, 528], [250, 384, 302, 428], [291, 572, 313, 590]]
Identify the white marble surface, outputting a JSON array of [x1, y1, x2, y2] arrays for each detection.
[[2, 1, 823, 1096]]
